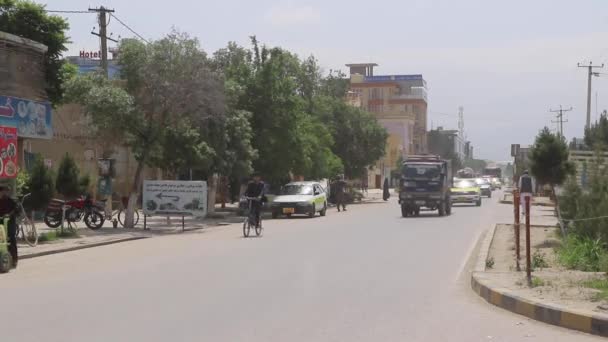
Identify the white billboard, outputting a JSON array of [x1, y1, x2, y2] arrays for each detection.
[[143, 180, 207, 218]]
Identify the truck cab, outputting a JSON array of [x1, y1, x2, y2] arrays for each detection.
[[398, 155, 452, 217]]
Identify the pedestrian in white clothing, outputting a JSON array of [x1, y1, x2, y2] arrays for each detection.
[[518, 170, 535, 216]]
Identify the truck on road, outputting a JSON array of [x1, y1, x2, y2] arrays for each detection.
[[398, 155, 453, 217]]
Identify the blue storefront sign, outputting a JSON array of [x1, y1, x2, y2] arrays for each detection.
[[0, 95, 52, 139]]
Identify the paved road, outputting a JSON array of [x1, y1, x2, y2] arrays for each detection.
[[0, 194, 603, 341]]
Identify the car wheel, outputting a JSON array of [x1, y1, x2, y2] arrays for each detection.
[[476, 199, 482, 207], [272, 210, 278, 219], [320, 203, 327, 216], [309, 204, 315, 218], [438, 202, 446, 216]]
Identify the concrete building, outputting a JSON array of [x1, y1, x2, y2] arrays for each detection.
[[346, 63, 428, 187], [428, 127, 467, 162], [0, 31, 53, 188]]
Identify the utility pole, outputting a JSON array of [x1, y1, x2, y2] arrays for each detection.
[[578, 62, 604, 131], [89, 6, 117, 77], [550, 105, 572, 137]]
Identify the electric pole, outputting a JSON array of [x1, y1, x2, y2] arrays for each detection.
[[89, 6, 117, 77], [578, 62, 604, 131], [550, 105, 572, 137]]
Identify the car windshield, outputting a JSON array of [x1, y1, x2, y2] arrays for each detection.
[[455, 180, 476, 188], [475, 178, 489, 185], [403, 164, 441, 180], [282, 184, 313, 195]]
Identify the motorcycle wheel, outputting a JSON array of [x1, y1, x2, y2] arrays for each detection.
[[43, 212, 62, 228], [84, 212, 105, 230]]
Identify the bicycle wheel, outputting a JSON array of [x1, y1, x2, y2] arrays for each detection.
[[243, 219, 251, 237], [255, 218, 262, 236], [118, 209, 140, 227], [20, 216, 37, 247]]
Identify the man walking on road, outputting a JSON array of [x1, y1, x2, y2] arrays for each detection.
[[333, 175, 347, 212], [518, 170, 535, 216]]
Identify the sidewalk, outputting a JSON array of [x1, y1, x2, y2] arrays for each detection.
[[500, 193, 555, 207], [20, 208, 245, 259]]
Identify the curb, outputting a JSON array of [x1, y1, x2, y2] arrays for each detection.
[[471, 224, 608, 337], [20, 236, 148, 260]]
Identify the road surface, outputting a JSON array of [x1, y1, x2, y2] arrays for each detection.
[[0, 194, 603, 341]]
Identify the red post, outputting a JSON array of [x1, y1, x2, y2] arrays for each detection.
[[514, 190, 520, 262], [525, 195, 531, 284]]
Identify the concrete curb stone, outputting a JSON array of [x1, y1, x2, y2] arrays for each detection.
[[471, 223, 608, 337], [20, 236, 148, 260]]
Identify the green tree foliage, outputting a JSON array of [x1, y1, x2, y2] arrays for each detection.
[[584, 112, 608, 149], [65, 31, 226, 227], [212, 39, 387, 183], [0, 0, 74, 104], [312, 97, 387, 178], [55, 153, 81, 198], [529, 127, 574, 187], [26, 155, 54, 210]]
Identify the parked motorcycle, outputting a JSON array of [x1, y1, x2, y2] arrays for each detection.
[[44, 195, 105, 230]]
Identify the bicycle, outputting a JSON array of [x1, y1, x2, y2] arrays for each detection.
[[243, 196, 262, 238], [101, 199, 140, 227], [16, 193, 37, 247]]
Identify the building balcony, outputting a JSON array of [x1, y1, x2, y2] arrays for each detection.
[[390, 87, 427, 102]]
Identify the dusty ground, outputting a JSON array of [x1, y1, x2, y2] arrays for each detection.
[[487, 223, 608, 313]]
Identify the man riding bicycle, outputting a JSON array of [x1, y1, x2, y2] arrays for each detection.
[[244, 173, 266, 227]]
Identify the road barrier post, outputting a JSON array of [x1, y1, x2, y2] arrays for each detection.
[[525, 195, 531, 285], [514, 190, 521, 271]]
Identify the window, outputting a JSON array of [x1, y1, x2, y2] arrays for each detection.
[[370, 88, 384, 99]]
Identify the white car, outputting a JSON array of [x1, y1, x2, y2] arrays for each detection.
[[271, 181, 328, 218]]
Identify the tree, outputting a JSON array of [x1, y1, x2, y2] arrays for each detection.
[[584, 112, 608, 149], [529, 127, 575, 189], [55, 153, 81, 198], [26, 155, 54, 211], [0, 0, 75, 104], [211, 39, 386, 183], [65, 31, 225, 227], [312, 96, 387, 178]]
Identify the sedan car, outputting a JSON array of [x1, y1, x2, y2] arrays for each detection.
[[451, 179, 482, 206], [475, 178, 492, 198], [271, 181, 328, 218]]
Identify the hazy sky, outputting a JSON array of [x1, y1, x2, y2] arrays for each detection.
[[44, 0, 608, 161]]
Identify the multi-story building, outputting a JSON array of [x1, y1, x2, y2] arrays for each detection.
[[346, 63, 428, 188]]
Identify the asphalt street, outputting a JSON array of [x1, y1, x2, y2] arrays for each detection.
[[0, 193, 603, 341]]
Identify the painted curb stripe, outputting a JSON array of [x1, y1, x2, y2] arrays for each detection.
[[472, 243, 608, 337]]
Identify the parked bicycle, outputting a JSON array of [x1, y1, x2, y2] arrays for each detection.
[[243, 196, 263, 237], [100, 198, 140, 227], [15, 193, 36, 247]]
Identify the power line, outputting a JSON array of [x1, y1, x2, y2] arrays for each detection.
[[44, 10, 92, 14], [577, 62, 604, 131], [109, 13, 149, 44], [549, 105, 572, 137], [89, 7, 116, 77]]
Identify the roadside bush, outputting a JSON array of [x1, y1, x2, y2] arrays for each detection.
[[557, 236, 607, 272], [56, 153, 81, 198], [532, 250, 549, 270], [26, 155, 55, 211]]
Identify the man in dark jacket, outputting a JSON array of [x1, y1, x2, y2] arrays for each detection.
[[244, 174, 266, 227], [0, 185, 17, 268], [518, 170, 535, 217], [332, 175, 347, 212]]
